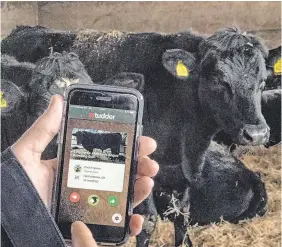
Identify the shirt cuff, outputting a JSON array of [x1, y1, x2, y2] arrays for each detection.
[[1, 147, 66, 247]]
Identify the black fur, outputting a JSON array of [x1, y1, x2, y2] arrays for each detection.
[[214, 89, 281, 149], [1, 52, 145, 161], [72, 131, 122, 155], [214, 45, 281, 148], [1, 26, 273, 246], [1, 25, 76, 63], [1, 80, 28, 151], [261, 89, 281, 147], [28, 51, 93, 119], [1, 54, 35, 87]]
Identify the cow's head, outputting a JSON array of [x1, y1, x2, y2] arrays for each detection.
[[1, 25, 76, 63], [73, 131, 84, 145], [30, 51, 93, 97], [163, 28, 270, 146]]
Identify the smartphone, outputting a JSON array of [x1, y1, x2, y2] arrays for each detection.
[[52, 84, 144, 246]]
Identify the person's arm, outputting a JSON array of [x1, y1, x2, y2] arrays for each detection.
[[2, 95, 158, 247], [1, 147, 66, 247]]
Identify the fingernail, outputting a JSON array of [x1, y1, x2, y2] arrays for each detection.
[[150, 178, 155, 188]]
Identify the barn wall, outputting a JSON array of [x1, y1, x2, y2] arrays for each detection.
[[1, 1, 281, 48], [1, 1, 38, 37], [37, 1, 281, 33]]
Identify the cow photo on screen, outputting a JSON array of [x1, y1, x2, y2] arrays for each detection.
[[71, 128, 127, 163]]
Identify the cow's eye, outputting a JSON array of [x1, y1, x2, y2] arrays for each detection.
[[222, 82, 233, 96], [244, 43, 254, 56], [214, 82, 233, 101]]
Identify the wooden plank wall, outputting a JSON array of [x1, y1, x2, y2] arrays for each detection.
[[1, 1, 281, 48]]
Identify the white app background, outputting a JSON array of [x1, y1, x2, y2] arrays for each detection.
[[67, 159, 125, 192]]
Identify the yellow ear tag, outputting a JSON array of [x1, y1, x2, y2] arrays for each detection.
[[0, 91, 7, 108], [176, 60, 189, 77], [274, 58, 281, 75]]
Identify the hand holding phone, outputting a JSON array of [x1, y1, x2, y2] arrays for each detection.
[[11, 93, 158, 246], [71, 221, 98, 247], [53, 84, 146, 245]]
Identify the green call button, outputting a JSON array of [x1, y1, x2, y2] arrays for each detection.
[[108, 196, 119, 207]]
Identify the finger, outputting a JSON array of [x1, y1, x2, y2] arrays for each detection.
[[134, 176, 154, 208], [12, 95, 63, 161], [138, 136, 157, 157], [137, 156, 159, 177], [129, 214, 144, 236], [71, 221, 97, 247]]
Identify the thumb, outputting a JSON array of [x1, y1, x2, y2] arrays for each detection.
[[71, 221, 97, 247], [12, 95, 63, 161]]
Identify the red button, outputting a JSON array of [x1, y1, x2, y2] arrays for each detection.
[[69, 192, 80, 203]]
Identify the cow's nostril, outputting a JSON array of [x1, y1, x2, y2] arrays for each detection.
[[240, 126, 270, 145], [243, 129, 253, 142]]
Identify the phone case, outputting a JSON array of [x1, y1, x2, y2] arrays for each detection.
[[51, 84, 144, 246]]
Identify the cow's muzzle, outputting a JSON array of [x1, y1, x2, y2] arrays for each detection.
[[238, 124, 270, 145]]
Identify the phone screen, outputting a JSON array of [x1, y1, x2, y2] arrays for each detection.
[[56, 89, 139, 240]]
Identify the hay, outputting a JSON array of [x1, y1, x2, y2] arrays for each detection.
[[123, 145, 281, 247], [75, 29, 125, 42], [72, 29, 127, 64], [74, 29, 126, 50]]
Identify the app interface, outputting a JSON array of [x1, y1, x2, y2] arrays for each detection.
[[58, 104, 136, 227]]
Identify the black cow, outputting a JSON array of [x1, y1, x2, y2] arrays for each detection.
[[136, 29, 270, 246], [73, 131, 122, 156], [214, 46, 281, 149], [1, 26, 275, 246], [1, 51, 144, 160], [28, 51, 93, 119], [1, 52, 94, 159], [1, 54, 35, 87], [2, 26, 280, 150], [214, 89, 281, 150], [1, 55, 34, 151], [1, 25, 76, 63], [264, 46, 281, 147]]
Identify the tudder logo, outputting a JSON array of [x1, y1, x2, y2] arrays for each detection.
[[89, 112, 115, 120]]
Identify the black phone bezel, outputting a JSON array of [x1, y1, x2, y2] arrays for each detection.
[[54, 87, 140, 244]]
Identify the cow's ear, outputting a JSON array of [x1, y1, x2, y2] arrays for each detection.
[[162, 49, 196, 80], [100, 72, 145, 92], [266, 46, 281, 76], [265, 46, 281, 89], [1, 55, 35, 88], [1, 79, 26, 117]]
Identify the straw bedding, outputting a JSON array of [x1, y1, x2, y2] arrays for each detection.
[[124, 144, 281, 247]]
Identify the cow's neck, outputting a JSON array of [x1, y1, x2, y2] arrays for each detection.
[[145, 76, 219, 185], [180, 118, 217, 183], [178, 80, 219, 183]]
